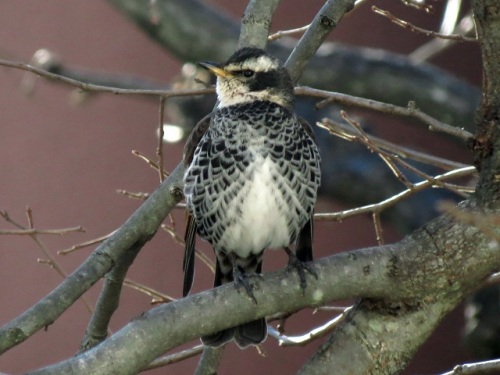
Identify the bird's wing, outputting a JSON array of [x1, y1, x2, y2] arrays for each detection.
[[183, 213, 197, 297], [182, 114, 212, 297], [298, 116, 317, 143], [183, 113, 212, 166], [295, 215, 314, 262]]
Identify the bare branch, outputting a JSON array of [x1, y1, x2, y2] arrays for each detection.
[[0, 210, 95, 316], [237, 0, 282, 49], [285, 0, 356, 83], [315, 166, 477, 222], [441, 358, 500, 375], [194, 347, 225, 375], [123, 279, 175, 304], [78, 240, 144, 353], [144, 345, 204, 370], [106, 0, 480, 134], [410, 11, 476, 62], [268, 306, 353, 346], [0, 57, 213, 97], [373, 6, 477, 42], [157, 97, 166, 182], [300, 86, 474, 140], [58, 231, 115, 255], [319, 118, 469, 171], [268, 24, 310, 41], [0, 226, 85, 236], [24, 207, 500, 374]]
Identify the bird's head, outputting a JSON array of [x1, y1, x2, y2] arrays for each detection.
[[199, 47, 294, 109]]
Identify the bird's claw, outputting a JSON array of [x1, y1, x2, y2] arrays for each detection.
[[233, 267, 260, 304], [286, 252, 317, 294]]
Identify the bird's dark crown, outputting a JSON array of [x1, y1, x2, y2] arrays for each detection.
[[224, 47, 272, 66]]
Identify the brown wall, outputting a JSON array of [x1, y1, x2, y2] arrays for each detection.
[[0, 1, 480, 374]]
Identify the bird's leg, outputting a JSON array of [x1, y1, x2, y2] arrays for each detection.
[[232, 265, 258, 304], [284, 247, 318, 293]]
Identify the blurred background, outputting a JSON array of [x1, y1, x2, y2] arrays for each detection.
[[0, 1, 483, 374]]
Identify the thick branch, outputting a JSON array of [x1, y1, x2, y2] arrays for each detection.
[[237, 0, 282, 49], [78, 241, 144, 353], [0, 164, 185, 354], [285, 0, 355, 83], [471, 0, 500, 202], [26, 206, 500, 374]]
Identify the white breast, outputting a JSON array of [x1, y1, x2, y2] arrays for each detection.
[[217, 155, 297, 257]]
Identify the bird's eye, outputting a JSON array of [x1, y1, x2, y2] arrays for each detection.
[[242, 70, 254, 77]]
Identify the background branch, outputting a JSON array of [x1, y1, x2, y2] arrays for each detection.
[[107, 0, 480, 132]]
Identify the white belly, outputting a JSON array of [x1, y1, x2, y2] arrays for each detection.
[[217, 156, 293, 257]]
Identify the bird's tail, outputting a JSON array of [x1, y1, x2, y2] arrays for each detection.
[[201, 257, 267, 348], [202, 318, 267, 349]]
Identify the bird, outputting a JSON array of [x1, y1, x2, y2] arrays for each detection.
[[182, 47, 321, 348]]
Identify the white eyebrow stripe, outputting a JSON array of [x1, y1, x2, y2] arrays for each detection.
[[253, 56, 279, 71], [226, 55, 279, 73]]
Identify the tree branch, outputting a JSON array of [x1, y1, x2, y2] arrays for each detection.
[[285, 0, 356, 83], [25, 206, 500, 374], [106, 0, 480, 132], [237, 0, 282, 49], [77, 241, 144, 353], [0, 163, 185, 354]]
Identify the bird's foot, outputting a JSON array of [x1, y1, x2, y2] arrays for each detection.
[[233, 267, 261, 304], [284, 247, 317, 294]]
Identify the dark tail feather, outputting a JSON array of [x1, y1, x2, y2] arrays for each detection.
[[234, 318, 267, 348], [201, 261, 236, 347], [201, 328, 236, 348], [295, 216, 313, 262], [201, 259, 267, 348], [201, 318, 267, 349]]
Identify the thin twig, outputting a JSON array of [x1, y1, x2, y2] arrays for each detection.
[[298, 86, 473, 141], [268, 24, 311, 41], [410, 11, 476, 62], [441, 358, 500, 375], [401, 0, 433, 13], [319, 118, 468, 171], [157, 96, 166, 182], [268, 306, 353, 346], [26, 206, 34, 229], [315, 166, 477, 221], [58, 231, 115, 255], [116, 190, 150, 200], [340, 111, 413, 189], [335, 112, 470, 198], [132, 150, 168, 177], [0, 210, 94, 314], [372, 6, 476, 42], [123, 279, 175, 304], [0, 57, 214, 97], [144, 345, 204, 370], [372, 213, 384, 245], [0, 226, 85, 235]]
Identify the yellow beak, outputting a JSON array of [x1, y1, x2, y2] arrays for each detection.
[[198, 61, 233, 78]]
